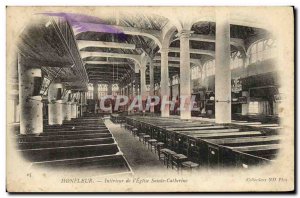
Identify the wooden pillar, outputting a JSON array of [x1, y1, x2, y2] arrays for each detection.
[[215, 9, 231, 123], [18, 55, 43, 134]]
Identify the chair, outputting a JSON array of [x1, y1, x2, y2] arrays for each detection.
[[171, 154, 188, 171], [155, 142, 164, 157], [160, 149, 177, 168], [147, 139, 157, 152], [138, 133, 145, 142], [142, 135, 151, 145], [181, 161, 199, 173], [160, 148, 169, 164], [132, 128, 138, 137]]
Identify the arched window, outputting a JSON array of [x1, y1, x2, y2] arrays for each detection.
[[98, 84, 108, 98], [191, 66, 201, 80], [230, 51, 244, 69], [112, 84, 119, 92], [112, 84, 119, 96], [204, 60, 215, 76], [155, 83, 160, 91], [146, 84, 150, 92], [248, 38, 276, 64], [191, 67, 196, 80], [172, 75, 179, 85], [264, 39, 276, 59], [87, 83, 94, 99], [249, 101, 259, 114]]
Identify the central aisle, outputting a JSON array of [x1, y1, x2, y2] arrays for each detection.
[[104, 119, 166, 174]]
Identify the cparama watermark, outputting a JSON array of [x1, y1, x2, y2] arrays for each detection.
[[97, 95, 199, 112]]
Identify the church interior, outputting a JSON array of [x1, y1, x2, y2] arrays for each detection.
[[7, 9, 283, 177]]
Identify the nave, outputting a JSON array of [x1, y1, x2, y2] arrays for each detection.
[[6, 7, 289, 178], [120, 114, 281, 170], [15, 117, 133, 177]]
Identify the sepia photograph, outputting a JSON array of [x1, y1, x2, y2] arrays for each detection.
[[5, 5, 295, 192]]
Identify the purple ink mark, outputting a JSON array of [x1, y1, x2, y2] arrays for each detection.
[[39, 12, 127, 41]]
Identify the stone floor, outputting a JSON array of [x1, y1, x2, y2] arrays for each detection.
[[104, 119, 167, 174]]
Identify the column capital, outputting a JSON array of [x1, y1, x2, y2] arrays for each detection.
[[140, 65, 146, 71], [29, 95, 43, 101], [159, 47, 170, 54], [176, 30, 194, 38]]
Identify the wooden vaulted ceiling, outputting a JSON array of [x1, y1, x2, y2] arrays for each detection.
[[73, 13, 169, 85], [17, 12, 271, 91], [73, 13, 188, 85], [48, 12, 270, 87], [18, 16, 89, 91]]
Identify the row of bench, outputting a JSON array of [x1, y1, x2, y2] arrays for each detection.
[[125, 116, 280, 169], [15, 117, 133, 176], [120, 122, 199, 173]]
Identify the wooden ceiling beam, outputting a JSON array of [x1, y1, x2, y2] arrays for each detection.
[[168, 47, 215, 57], [84, 61, 131, 65], [152, 63, 181, 68], [73, 22, 162, 48], [77, 40, 136, 50], [171, 34, 245, 50], [153, 56, 200, 65], [80, 51, 142, 66], [86, 67, 129, 71], [88, 73, 125, 76]]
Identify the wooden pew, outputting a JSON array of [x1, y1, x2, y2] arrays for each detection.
[[206, 143, 278, 169], [50, 123, 106, 127], [188, 131, 262, 139], [41, 129, 110, 136], [16, 133, 112, 143], [230, 144, 280, 159], [167, 125, 226, 131], [60, 121, 105, 125], [233, 150, 274, 169], [15, 116, 135, 176], [128, 116, 213, 143], [175, 129, 241, 135], [18, 137, 115, 150], [31, 154, 132, 176], [186, 131, 264, 165], [162, 128, 236, 155], [18, 143, 119, 162], [204, 136, 280, 147], [196, 135, 279, 168], [125, 116, 279, 169], [63, 119, 104, 123], [44, 125, 108, 130], [168, 129, 260, 158]]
